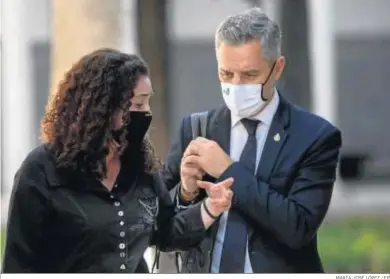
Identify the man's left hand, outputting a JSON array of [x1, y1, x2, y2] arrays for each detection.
[[183, 137, 233, 178]]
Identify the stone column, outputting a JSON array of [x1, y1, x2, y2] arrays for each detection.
[[2, 0, 36, 224], [307, 0, 345, 204]]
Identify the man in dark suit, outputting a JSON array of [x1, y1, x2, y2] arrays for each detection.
[[160, 7, 342, 273]]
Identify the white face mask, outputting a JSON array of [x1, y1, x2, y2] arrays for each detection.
[[221, 83, 267, 118]]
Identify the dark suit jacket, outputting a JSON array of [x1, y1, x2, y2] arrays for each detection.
[[160, 95, 342, 273]]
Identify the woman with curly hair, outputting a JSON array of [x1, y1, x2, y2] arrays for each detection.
[[2, 48, 233, 273]]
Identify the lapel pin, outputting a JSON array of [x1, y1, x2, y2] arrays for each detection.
[[274, 133, 280, 142]]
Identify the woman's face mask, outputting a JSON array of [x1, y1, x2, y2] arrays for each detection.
[[112, 111, 152, 147], [112, 76, 154, 148]]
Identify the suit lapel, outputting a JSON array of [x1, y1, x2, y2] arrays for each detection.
[[248, 95, 291, 239], [256, 95, 290, 181]]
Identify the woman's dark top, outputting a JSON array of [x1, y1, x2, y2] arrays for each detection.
[[2, 145, 205, 273]]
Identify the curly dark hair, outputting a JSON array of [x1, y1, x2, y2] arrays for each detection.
[[41, 48, 160, 179]]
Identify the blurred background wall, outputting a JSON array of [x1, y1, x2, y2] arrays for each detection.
[[1, 0, 389, 273]]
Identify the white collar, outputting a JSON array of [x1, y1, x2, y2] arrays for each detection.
[[231, 88, 280, 127]]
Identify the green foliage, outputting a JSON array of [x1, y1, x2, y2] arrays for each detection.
[[1, 229, 5, 262], [319, 215, 390, 273]]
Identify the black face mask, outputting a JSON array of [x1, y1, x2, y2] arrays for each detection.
[[112, 111, 152, 148]]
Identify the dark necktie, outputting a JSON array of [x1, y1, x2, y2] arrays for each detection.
[[219, 119, 259, 273]]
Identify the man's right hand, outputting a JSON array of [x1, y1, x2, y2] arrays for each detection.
[[199, 178, 234, 217], [180, 155, 204, 194], [198, 178, 234, 229]]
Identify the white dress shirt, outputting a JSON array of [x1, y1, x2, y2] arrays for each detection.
[[211, 90, 280, 273]]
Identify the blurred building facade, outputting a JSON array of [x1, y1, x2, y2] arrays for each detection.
[[1, 0, 389, 238]]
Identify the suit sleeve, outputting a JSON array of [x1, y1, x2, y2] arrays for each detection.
[[2, 160, 50, 273], [150, 173, 206, 251], [219, 126, 342, 249]]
